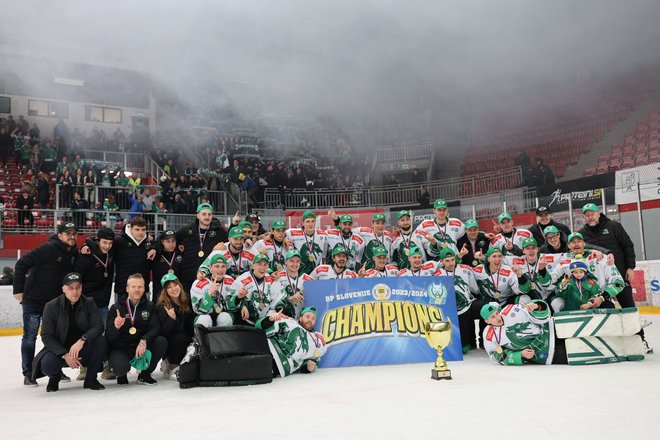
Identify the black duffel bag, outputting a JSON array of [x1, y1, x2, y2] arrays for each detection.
[[179, 325, 273, 388]]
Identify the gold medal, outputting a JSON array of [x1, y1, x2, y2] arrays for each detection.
[[495, 345, 503, 354], [277, 263, 283, 271], [531, 282, 538, 291], [168, 269, 175, 274], [104, 272, 108, 278], [404, 248, 410, 256], [472, 260, 478, 266], [129, 326, 137, 335], [494, 291, 500, 300], [308, 254, 315, 262], [259, 302, 265, 311], [198, 250, 205, 258], [440, 242, 447, 248], [314, 349, 322, 358], [214, 304, 223, 314]]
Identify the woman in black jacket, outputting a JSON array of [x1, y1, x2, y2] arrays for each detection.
[[156, 274, 194, 380]]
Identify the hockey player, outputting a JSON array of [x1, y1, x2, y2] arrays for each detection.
[[503, 238, 555, 300], [481, 300, 566, 365], [271, 249, 314, 319], [324, 214, 365, 271], [432, 248, 484, 352], [309, 245, 358, 280], [391, 210, 432, 269], [358, 213, 395, 270], [199, 227, 254, 279], [190, 254, 235, 328], [554, 259, 604, 311], [549, 233, 624, 312], [225, 254, 276, 325], [360, 245, 399, 278], [397, 247, 438, 276], [251, 219, 291, 274], [414, 199, 465, 259], [472, 247, 527, 305], [256, 307, 327, 377], [285, 210, 328, 275], [489, 212, 531, 256]]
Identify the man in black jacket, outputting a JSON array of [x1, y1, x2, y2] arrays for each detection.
[[14, 222, 78, 386], [111, 217, 156, 298], [152, 229, 183, 304], [176, 203, 228, 292], [578, 203, 650, 351], [528, 206, 571, 246], [456, 219, 491, 267], [106, 273, 167, 385], [31, 273, 106, 392]]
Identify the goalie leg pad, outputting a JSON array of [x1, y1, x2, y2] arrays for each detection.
[[566, 336, 645, 365]]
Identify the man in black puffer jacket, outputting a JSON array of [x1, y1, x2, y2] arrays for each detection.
[[176, 203, 228, 292], [578, 203, 650, 351], [528, 206, 571, 246], [111, 217, 156, 298], [13, 222, 78, 386], [75, 227, 115, 324]]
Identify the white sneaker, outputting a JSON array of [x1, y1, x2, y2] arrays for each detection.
[[168, 366, 180, 381], [160, 359, 170, 378]]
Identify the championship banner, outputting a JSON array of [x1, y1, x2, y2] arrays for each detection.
[[304, 277, 463, 367]]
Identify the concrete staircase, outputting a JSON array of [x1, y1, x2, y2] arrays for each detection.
[[562, 88, 660, 181]]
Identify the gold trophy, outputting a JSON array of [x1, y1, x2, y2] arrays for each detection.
[[423, 321, 453, 380]]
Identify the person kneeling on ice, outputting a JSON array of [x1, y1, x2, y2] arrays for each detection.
[[32, 273, 107, 392], [481, 300, 568, 365], [554, 259, 609, 312], [256, 307, 327, 377]]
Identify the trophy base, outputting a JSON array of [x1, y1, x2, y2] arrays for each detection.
[[431, 368, 452, 380]]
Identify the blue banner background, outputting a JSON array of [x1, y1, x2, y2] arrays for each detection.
[[305, 276, 463, 367]]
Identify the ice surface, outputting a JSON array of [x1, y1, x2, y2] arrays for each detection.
[[2, 316, 659, 440]]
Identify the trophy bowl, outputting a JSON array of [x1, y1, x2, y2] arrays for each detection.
[[424, 320, 453, 380]]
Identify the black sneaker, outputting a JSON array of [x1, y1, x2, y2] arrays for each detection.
[[116, 375, 129, 385], [59, 372, 71, 383], [83, 379, 106, 391], [46, 377, 60, 392], [137, 372, 157, 386], [23, 375, 38, 387]]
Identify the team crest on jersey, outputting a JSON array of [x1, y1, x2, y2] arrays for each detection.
[[428, 282, 448, 305], [372, 283, 391, 300], [209, 231, 216, 237], [141, 310, 150, 320], [176, 255, 183, 263]]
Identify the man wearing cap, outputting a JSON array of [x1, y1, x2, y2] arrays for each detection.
[[504, 237, 555, 301], [528, 206, 571, 246], [271, 249, 314, 319], [489, 213, 531, 256], [14, 221, 78, 386], [357, 212, 394, 270], [325, 213, 365, 271], [256, 307, 327, 377], [539, 225, 609, 257], [397, 247, 438, 276], [550, 232, 624, 312], [433, 248, 484, 352], [414, 199, 465, 259], [285, 210, 328, 275], [252, 219, 291, 274], [360, 245, 399, 278], [176, 202, 228, 292], [190, 254, 235, 328], [152, 229, 183, 303], [578, 203, 643, 344], [31, 273, 107, 392], [309, 245, 359, 280], [245, 213, 267, 238], [106, 273, 167, 385], [472, 247, 527, 306], [456, 218, 491, 267], [200, 226, 254, 278], [238, 220, 256, 248], [481, 300, 567, 365], [226, 253, 277, 325], [73, 227, 116, 381], [391, 210, 432, 269]]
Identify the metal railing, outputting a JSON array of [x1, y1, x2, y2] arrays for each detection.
[[0, 208, 235, 237], [376, 142, 433, 161], [83, 150, 146, 172], [52, 185, 230, 215], [264, 166, 523, 209]]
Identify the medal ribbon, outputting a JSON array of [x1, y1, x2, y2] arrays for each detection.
[[286, 273, 300, 297], [251, 273, 265, 303], [229, 248, 243, 273], [161, 252, 176, 270], [272, 240, 283, 264], [303, 231, 316, 260], [489, 267, 501, 296], [92, 252, 109, 273], [434, 220, 448, 241], [198, 226, 208, 253], [525, 259, 538, 283], [126, 298, 138, 327]]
